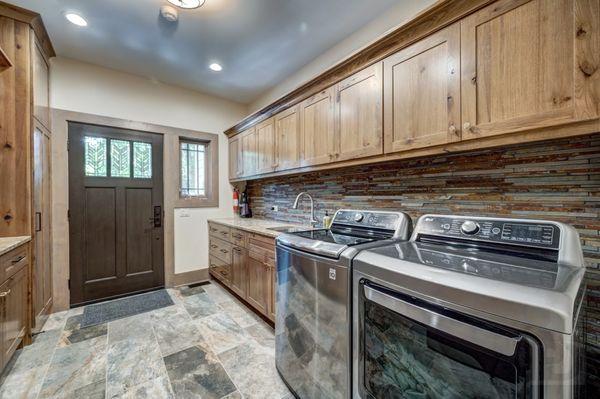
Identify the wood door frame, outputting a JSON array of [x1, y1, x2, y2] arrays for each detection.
[[51, 109, 219, 311], [68, 122, 165, 306]]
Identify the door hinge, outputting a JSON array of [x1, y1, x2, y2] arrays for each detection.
[[67, 139, 70, 151], [68, 279, 70, 289], [67, 209, 70, 221]]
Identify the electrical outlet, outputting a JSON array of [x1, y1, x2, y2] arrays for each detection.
[[271, 205, 279, 212]]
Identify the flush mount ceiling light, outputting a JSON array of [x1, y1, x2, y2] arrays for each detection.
[[65, 13, 88, 27], [167, 0, 205, 9], [209, 63, 223, 72]]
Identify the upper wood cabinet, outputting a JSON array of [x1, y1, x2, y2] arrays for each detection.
[[299, 87, 336, 167], [274, 105, 301, 171], [241, 127, 257, 177], [256, 117, 276, 174], [460, 0, 599, 140], [335, 62, 383, 161], [384, 25, 461, 153], [228, 135, 243, 180], [32, 40, 50, 131]]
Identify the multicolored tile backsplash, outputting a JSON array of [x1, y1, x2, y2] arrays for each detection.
[[246, 133, 600, 393]]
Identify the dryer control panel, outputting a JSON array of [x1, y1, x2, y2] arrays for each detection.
[[415, 215, 561, 250]]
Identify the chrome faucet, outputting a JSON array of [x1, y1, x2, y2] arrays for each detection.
[[293, 192, 318, 227]]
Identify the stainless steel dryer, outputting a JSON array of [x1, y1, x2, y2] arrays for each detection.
[[275, 209, 412, 399], [352, 214, 587, 399]]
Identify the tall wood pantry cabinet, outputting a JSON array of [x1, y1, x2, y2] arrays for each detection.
[[0, 2, 55, 373]]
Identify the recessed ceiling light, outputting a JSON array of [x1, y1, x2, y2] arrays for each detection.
[[167, 0, 205, 9], [65, 13, 88, 27], [209, 63, 223, 72]]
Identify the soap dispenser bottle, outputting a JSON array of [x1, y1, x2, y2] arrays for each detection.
[[323, 211, 332, 229]]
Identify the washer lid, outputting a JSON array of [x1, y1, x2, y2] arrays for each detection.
[[354, 241, 586, 334]]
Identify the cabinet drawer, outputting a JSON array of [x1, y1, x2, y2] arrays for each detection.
[[230, 229, 247, 247], [0, 244, 28, 282], [209, 237, 232, 263], [247, 234, 275, 258], [209, 223, 232, 242], [209, 255, 231, 284]]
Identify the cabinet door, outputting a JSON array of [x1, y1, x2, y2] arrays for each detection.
[[228, 136, 242, 180], [246, 252, 269, 315], [1, 266, 27, 365], [335, 62, 383, 161], [33, 125, 52, 328], [256, 118, 276, 174], [460, 0, 599, 139], [241, 128, 257, 177], [230, 246, 247, 298], [300, 88, 336, 167], [33, 41, 50, 130], [274, 105, 301, 171], [384, 24, 461, 153]]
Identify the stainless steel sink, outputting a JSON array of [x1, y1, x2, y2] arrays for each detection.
[[267, 226, 309, 233]]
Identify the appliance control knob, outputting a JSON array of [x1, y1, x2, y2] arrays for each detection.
[[461, 220, 480, 235], [354, 213, 364, 222]]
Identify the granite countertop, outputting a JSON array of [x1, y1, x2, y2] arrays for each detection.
[[208, 218, 311, 238], [0, 236, 31, 256]]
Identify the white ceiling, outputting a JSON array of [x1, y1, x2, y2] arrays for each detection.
[[12, 0, 424, 104]]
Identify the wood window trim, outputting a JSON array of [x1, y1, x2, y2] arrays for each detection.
[[174, 133, 219, 208]]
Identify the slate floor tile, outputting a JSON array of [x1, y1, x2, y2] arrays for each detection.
[[59, 314, 107, 347], [38, 335, 107, 398], [219, 341, 289, 399], [182, 292, 218, 319], [108, 313, 154, 344], [112, 374, 174, 399], [195, 312, 250, 354], [106, 336, 166, 398], [165, 345, 237, 399], [218, 300, 260, 328], [203, 283, 235, 304]]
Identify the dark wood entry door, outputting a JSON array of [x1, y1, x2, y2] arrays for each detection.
[[68, 123, 164, 306]]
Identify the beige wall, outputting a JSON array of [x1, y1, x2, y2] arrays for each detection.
[[50, 57, 247, 309], [248, 0, 436, 112]]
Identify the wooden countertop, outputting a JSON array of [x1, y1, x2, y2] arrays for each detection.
[[208, 218, 310, 238], [0, 236, 31, 256]]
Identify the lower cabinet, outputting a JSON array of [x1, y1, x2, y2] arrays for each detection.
[[230, 246, 247, 298], [0, 243, 29, 372], [246, 251, 270, 315], [208, 222, 275, 322]]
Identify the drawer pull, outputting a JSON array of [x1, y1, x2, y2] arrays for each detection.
[[220, 249, 229, 254], [0, 290, 10, 298], [11, 255, 25, 264], [232, 234, 243, 239], [210, 244, 218, 249]]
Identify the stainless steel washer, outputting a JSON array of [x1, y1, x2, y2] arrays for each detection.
[[352, 214, 587, 399], [275, 209, 412, 399]]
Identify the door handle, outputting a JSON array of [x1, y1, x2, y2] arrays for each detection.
[[35, 212, 42, 232], [363, 284, 521, 356]]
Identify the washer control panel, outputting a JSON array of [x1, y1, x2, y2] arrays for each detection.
[[333, 210, 405, 232], [417, 216, 560, 249]]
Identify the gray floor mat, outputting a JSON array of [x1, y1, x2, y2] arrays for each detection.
[[81, 289, 174, 327]]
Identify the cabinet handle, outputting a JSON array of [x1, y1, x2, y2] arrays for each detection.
[[449, 124, 458, 135], [0, 289, 10, 298], [210, 244, 218, 249], [11, 255, 25, 264], [232, 234, 243, 239], [220, 249, 228, 253], [463, 122, 473, 132], [35, 212, 42, 232]]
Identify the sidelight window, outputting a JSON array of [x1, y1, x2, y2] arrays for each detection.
[[180, 141, 206, 197]]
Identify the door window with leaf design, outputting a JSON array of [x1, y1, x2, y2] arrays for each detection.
[[84, 136, 152, 179]]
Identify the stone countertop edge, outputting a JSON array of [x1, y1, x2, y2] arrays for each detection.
[[207, 218, 309, 238], [0, 236, 31, 256]]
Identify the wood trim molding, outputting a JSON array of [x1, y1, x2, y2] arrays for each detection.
[[0, 1, 55, 58], [224, 0, 495, 137], [171, 269, 209, 287], [50, 108, 220, 310]]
